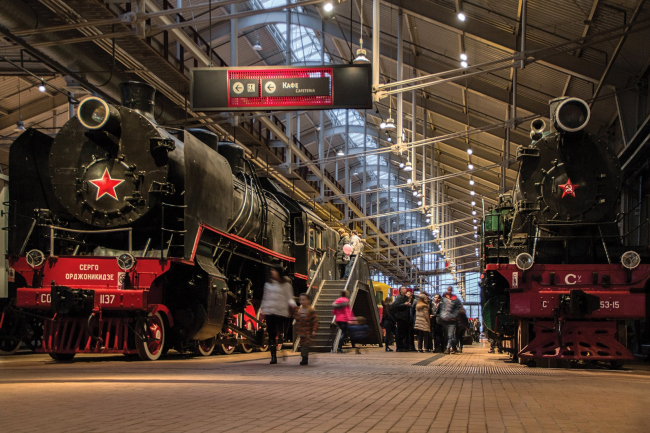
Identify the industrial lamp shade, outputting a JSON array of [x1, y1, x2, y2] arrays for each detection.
[[384, 117, 396, 129], [404, 161, 413, 172], [353, 48, 370, 64], [14, 120, 25, 132]]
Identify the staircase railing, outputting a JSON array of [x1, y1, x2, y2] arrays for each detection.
[[292, 254, 328, 352]]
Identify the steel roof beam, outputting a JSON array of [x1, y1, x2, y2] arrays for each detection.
[[381, 0, 628, 87]]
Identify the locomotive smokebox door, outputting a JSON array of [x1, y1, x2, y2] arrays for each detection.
[[526, 133, 621, 223], [50, 101, 178, 228]]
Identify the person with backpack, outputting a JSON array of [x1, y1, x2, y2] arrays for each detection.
[[437, 287, 463, 354]]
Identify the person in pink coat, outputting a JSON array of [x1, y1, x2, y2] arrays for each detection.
[[332, 290, 355, 353]]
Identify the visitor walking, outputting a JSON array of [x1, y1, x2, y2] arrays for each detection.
[[332, 290, 355, 353], [336, 229, 350, 279], [414, 293, 431, 352], [294, 293, 319, 365], [260, 264, 297, 364]]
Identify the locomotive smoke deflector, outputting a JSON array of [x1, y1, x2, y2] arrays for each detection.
[[549, 97, 591, 133], [78, 97, 121, 137]]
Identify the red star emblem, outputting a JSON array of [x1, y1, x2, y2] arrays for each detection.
[[558, 178, 579, 198], [89, 168, 124, 201]]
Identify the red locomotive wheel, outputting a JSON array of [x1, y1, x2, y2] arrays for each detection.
[[194, 338, 216, 356], [238, 321, 255, 353], [219, 343, 236, 355], [135, 312, 166, 361]]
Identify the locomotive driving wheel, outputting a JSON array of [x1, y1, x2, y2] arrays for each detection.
[[194, 338, 216, 356], [135, 312, 166, 361], [238, 320, 255, 353]]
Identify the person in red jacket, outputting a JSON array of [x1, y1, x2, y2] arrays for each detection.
[[332, 290, 355, 353]]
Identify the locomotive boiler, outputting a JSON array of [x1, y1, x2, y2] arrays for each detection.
[[0, 81, 339, 360], [480, 97, 649, 367]]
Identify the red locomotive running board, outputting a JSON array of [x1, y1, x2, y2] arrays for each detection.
[[485, 263, 649, 319]]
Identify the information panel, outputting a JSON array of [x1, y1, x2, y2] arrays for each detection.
[[190, 64, 372, 111]]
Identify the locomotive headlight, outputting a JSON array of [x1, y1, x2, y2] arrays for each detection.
[[78, 97, 121, 136], [26, 249, 45, 269], [117, 253, 136, 272], [515, 253, 534, 271], [621, 251, 641, 270], [553, 97, 590, 133]]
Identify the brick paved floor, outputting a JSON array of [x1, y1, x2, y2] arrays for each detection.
[[1, 344, 649, 432]]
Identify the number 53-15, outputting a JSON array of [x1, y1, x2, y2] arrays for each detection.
[[599, 301, 619, 309]]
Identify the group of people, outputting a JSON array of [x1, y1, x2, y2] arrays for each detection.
[[258, 262, 482, 366], [381, 286, 475, 354], [336, 228, 366, 279]]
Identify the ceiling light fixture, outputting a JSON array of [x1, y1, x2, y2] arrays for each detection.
[[354, 0, 370, 64], [457, 12, 466, 21], [467, 148, 473, 155], [336, 148, 344, 156], [399, 162, 405, 168], [417, 200, 423, 206], [468, 163, 474, 170], [252, 41, 262, 51], [404, 161, 413, 172], [470, 190, 475, 196], [324, 2, 334, 12], [38, 81, 46, 92], [14, 120, 25, 132], [354, 48, 370, 64], [380, 121, 387, 129], [413, 190, 418, 197], [471, 200, 476, 206], [469, 179, 475, 185], [387, 135, 392, 142], [407, 178, 412, 184], [460, 53, 468, 61], [460, 61, 468, 68], [472, 210, 477, 215]]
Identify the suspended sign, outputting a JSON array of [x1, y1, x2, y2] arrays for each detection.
[[190, 64, 372, 111]]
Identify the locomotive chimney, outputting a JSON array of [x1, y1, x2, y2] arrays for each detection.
[[530, 118, 546, 141], [549, 97, 590, 134], [119, 81, 156, 122]]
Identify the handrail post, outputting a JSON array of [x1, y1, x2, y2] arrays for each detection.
[[50, 225, 54, 257]]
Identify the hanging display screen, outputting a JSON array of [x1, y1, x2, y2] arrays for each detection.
[[190, 64, 372, 111]]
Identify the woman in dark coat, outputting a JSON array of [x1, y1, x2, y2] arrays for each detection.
[[381, 297, 396, 351], [335, 229, 350, 279]]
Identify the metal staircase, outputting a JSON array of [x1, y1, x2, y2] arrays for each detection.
[[297, 255, 383, 352]]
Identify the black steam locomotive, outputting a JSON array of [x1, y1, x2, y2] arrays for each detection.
[[480, 97, 649, 366], [0, 81, 339, 360]]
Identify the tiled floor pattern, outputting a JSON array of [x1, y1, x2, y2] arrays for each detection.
[[1, 344, 649, 432]]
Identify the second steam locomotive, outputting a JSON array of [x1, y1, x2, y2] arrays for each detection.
[[0, 81, 338, 360], [480, 97, 649, 367]]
